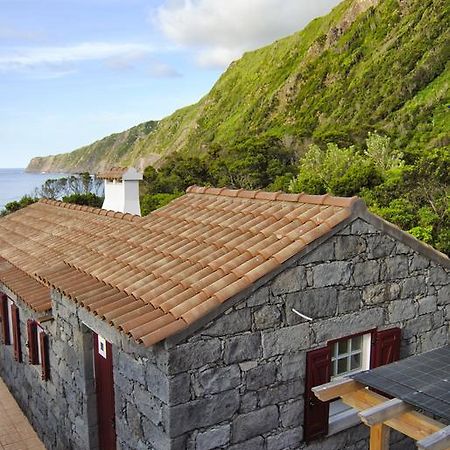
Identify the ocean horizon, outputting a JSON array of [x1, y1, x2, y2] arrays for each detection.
[[0, 168, 67, 211]]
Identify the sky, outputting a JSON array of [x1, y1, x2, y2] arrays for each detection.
[[0, 0, 339, 168]]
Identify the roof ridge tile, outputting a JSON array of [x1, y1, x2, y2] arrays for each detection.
[[185, 185, 360, 209], [38, 198, 144, 221]]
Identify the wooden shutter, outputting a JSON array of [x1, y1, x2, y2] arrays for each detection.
[[371, 327, 401, 369], [40, 332, 50, 381], [304, 346, 331, 442], [11, 304, 22, 362], [0, 293, 9, 345], [27, 320, 39, 364]]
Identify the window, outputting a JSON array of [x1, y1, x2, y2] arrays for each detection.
[[10, 302, 22, 362], [331, 334, 370, 378], [0, 292, 10, 345], [27, 320, 50, 380], [27, 319, 38, 364], [304, 327, 401, 442], [0, 293, 22, 361], [328, 333, 371, 434]]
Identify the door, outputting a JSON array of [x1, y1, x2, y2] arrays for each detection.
[[304, 346, 331, 441], [93, 333, 116, 450]]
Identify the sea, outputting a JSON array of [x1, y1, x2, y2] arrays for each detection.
[[0, 168, 68, 211]]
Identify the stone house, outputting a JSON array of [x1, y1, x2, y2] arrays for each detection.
[[0, 186, 448, 450]]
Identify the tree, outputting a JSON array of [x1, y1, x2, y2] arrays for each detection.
[[62, 193, 104, 208], [1, 173, 105, 216], [141, 193, 181, 216], [289, 142, 381, 196], [206, 137, 295, 190], [35, 173, 103, 199], [364, 133, 404, 173]]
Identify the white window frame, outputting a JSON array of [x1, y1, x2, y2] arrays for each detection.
[[98, 335, 107, 359], [331, 333, 371, 378], [328, 333, 372, 436]]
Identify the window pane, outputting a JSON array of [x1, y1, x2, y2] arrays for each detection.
[[351, 353, 361, 370], [338, 340, 348, 354], [352, 336, 362, 351], [338, 358, 347, 374]]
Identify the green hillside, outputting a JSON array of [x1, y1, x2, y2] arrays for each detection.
[[26, 120, 158, 173], [27, 0, 449, 174]]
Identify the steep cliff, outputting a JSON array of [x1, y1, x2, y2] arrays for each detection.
[[27, 0, 449, 173]]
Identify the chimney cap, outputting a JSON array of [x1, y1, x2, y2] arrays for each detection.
[[97, 167, 143, 181]]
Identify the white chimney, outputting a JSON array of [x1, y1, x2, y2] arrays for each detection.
[[97, 167, 143, 216]]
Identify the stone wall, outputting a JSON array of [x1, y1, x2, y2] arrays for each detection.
[[0, 286, 177, 450], [163, 218, 449, 450], [0, 289, 96, 450], [112, 337, 172, 449]]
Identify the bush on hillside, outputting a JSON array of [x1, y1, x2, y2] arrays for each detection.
[[62, 193, 104, 208], [1, 195, 37, 216]]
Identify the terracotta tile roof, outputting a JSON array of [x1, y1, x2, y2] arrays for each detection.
[[0, 187, 359, 346], [97, 167, 128, 180], [0, 257, 51, 312]]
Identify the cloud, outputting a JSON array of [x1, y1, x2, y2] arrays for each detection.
[[105, 51, 181, 78], [0, 24, 44, 42], [156, 0, 339, 68], [25, 68, 78, 80], [105, 50, 148, 71], [0, 42, 154, 72], [148, 61, 181, 78]]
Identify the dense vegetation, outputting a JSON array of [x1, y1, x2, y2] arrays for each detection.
[[290, 136, 449, 254]]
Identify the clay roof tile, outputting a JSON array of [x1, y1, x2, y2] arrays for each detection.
[[212, 278, 253, 303], [139, 319, 188, 347], [169, 291, 209, 318], [181, 297, 220, 324]]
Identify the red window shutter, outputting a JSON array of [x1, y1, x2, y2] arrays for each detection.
[[304, 346, 331, 442], [0, 293, 9, 345], [11, 304, 22, 362], [371, 327, 401, 368], [40, 332, 50, 381], [27, 320, 39, 364]]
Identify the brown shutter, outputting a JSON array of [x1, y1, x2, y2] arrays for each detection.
[[40, 332, 50, 381], [11, 304, 22, 362], [0, 293, 9, 345], [304, 346, 331, 442], [27, 320, 39, 364], [371, 327, 401, 368]]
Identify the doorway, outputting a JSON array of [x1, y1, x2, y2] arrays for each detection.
[[93, 333, 116, 450]]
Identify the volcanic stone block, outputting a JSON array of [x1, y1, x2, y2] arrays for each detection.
[[232, 405, 279, 443]]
